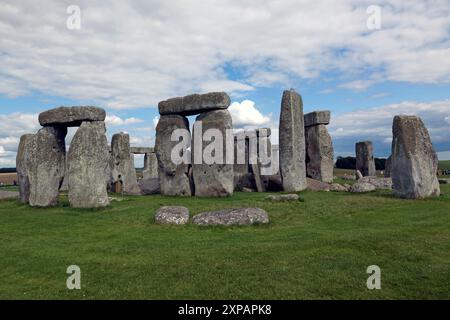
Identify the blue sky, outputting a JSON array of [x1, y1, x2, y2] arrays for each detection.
[[1, 0, 450, 167]]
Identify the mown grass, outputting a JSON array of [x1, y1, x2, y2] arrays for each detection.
[[0, 185, 449, 300]]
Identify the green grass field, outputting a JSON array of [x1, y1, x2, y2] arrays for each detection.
[[0, 184, 449, 300], [439, 160, 450, 171]]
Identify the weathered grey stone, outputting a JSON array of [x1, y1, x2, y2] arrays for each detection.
[[304, 111, 330, 127], [255, 128, 271, 137], [359, 176, 392, 190], [391, 115, 440, 199], [234, 173, 256, 191], [110, 133, 141, 195], [192, 208, 269, 226], [143, 152, 158, 179], [39, 106, 106, 127], [349, 182, 376, 193], [130, 147, 154, 154], [68, 121, 110, 208], [279, 89, 307, 192], [356, 170, 363, 180], [27, 126, 67, 207], [16, 134, 34, 203], [341, 174, 356, 181], [138, 177, 161, 195], [384, 155, 392, 177], [356, 141, 376, 177], [155, 115, 192, 196], [306, 178, 330, 192], [155, 206, 189, 225], [233, 134, 249, 175], [192, 109, 234, 197], [159, 92, 231, 116], [330, 183, 348, 192], [251, 163, 265, 192], [305, 124, 334, 183], [266, 194, 299, 201]]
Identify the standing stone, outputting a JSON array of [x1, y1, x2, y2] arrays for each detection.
[[155, 115, 192, 196], [110, 133, 141, 195], [143, 152, 158, 179], [279, 89, 306, 192], [304, 113, 334, 183], [356, 141, 376, 177], [16, 134, 34, 203], [384, 155, 392, 177], [27, 126, 67, 207], [68, 121, 110, 208], [391, 115, 440, 199], [192, 109, 234, 197]]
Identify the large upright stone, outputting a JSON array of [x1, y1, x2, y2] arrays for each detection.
[[39, 106, 106, 127], [192, 109, 234, 197], [27, 126, 67, 207], [356, 141, 376, 177], [110, 133, 141, 195], [68, 121, 110, 208], [143, 152, 158, 179], [279, 89, 306, 192], [158, 92, 230, 116], [16, 134, 34, 203], [384, 155, 392, 177], [155, 115, 192, 196], [391, 115, 440, 199], [305, 123, 334, 183]]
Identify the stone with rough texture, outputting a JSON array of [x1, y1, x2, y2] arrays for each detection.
[[251, 163, 265, 192], [143, 152, 158, 179], [39, 106, 106, 127], [138, 177, 161, 195], [266, 194, 299, 201], [330, 183, 348, 192], [349, 182, 376, 193], [130, 147, 154, 154], [391, 115, 440, 199], [279, 89, 307, 192], [192, 208, 269, 226], [27, 126, 67, 207], [159, 92, 230, 116], [304, 111, 330, 127], [68, 121, 110, 208], [306, 178, 330, 192], [155, 115, 192, 196], [384, 155, 392, 177], [192, 109, 234, 197], [110, 133, 141, 195], [305, 124, 334, 183], [16, 134, 34, 203], [356, 141, 376, 177], [359, 176, 392, 190], [155, 206, 189, 225]]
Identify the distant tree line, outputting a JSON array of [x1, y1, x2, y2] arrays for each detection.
[[0, 168, 16, 173], [335, 157, 386, 170]]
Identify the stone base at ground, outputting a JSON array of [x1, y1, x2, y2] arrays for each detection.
[[192, 208, 269, 226], [306, 178, 330, 192], [349, 182, 376, 193], [138, 178, 160, 195]]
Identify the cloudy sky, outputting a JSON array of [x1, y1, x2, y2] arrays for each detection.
[[1, 0, 450, 167]]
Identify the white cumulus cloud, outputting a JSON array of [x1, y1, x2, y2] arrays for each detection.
[[229, 100, 272, 128]]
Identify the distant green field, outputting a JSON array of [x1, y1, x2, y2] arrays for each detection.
[[0, 185, 449, 300], [438, 161, 450, 170]]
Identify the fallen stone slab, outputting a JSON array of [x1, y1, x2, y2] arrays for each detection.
[[138, 177, 160, 195], [192, 208, 269, 226], [306, 178, 330, 192], [39, 106, 106, 127], [265, 194, 299, 201], [155, 206, 190, 225], [391, 115, 440, 199], [0, 191, 19, 201], [159, 92, 231, 116], [304, 111, 330, 127], [329, 183, 348, 192], [349, 182, 376, 193], [359, 176, 392, 190]]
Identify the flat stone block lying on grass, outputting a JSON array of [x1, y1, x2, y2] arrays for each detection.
[[329, 183, 349, 192], [349, 182, 376, 193], [155, 206, 190, 225], [306, 178, 330, 192], [266, 194, 299, 201], [192, 208, 269, 226]]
